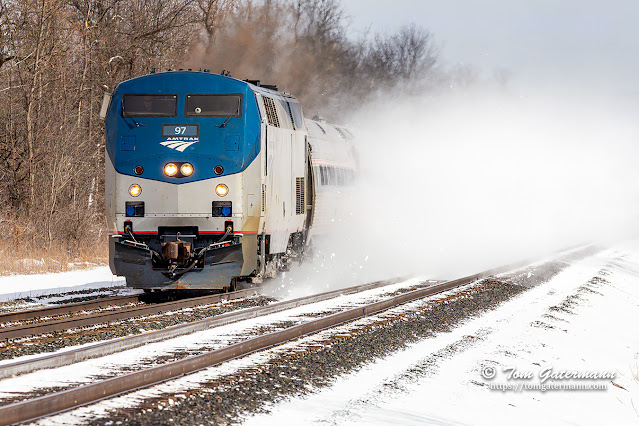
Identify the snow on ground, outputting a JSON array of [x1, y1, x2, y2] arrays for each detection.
[[1, 278, 427, 407], [37, 277, 435, 424], [0, 267, 126, 302], [244, 240, 639, 426]]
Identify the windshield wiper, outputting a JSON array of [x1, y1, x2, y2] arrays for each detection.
[[216, 100, 240, 129], [123, 113, 146, 127]]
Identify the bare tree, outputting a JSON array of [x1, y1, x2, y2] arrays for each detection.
[[0, 0, 203, 261], [197, 0, 237, 41], [0, 0, 444, 270], [364, 23, 437, 87], [291, 0, 345, 46], [0, 1, 15, 68]]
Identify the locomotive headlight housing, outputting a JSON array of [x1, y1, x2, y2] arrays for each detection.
[[180, 163, 194, 177], [215, 184, 229, 197], [164, 163, 178, 177], [129, 184, 142, 197]]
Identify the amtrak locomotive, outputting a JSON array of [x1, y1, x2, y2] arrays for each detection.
[[102, 70, 356, 290]]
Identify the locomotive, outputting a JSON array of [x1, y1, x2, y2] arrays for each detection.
[[101, 70, 356, 290]]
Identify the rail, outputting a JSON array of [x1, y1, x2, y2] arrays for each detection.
[[0, 262, 530, 425]]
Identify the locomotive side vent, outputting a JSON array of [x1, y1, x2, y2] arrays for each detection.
[[262, 184, 266, 212], [263, 96, 280, 127], [295, 177, 305, 215]]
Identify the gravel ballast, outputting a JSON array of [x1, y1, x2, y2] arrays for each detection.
[[92, 261, 571, 425], [0, 297, 275, 361]]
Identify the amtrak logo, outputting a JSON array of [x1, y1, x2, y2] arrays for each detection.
[[160, 137, 198, 152]]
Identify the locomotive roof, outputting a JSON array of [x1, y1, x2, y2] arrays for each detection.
[[117, 70, 301, 104], [305, 118, 354, 142]]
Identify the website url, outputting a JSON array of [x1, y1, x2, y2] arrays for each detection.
[[489, 382, 608, 392]]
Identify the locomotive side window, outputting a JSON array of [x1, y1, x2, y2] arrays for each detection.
[[287, 101, 305, 130], [186, 94, 243, 117], [328, 167, 336, 185], [122, 94, 177, 117], [254, 94, 263, 121], [316, 166, 354, 186], [276, 99, 293, 128], [320, 166, 327, 186], [286, 102, 296, 129]]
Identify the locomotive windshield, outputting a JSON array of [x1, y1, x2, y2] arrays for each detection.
[[122, 94, 177, 117], [186, 94, 242, 117]]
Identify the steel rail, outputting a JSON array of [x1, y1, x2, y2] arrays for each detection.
[[0, 295, 143, 323], [0, 260, 534, 425], [0, 288, 260, 341], [0, 278, 405, 379]]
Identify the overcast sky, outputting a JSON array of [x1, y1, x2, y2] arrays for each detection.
[[343, 0, 639, 93]]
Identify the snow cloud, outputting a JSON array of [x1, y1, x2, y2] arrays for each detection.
[[269, 83, 639, 298]]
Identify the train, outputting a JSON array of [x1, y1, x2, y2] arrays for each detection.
[[101, 70, 357, 291]]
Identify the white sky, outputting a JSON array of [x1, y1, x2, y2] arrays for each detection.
[[343, 0, 639, 93]]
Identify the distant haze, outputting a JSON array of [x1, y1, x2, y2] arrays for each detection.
[[344, 0, 639, 93]]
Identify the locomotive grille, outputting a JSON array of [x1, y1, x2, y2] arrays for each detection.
[[263, 96, 280, 127], [262, 184, 266, 212], [295, 177, 305, 215]]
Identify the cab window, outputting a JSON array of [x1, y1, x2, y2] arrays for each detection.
[[186, 94, 243, 117], [122, 94, 177, 117]]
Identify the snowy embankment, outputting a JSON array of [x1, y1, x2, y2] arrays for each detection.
[[0, 267, 126, 302], [245, 240, 639, 426]]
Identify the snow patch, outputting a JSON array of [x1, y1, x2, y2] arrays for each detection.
[[0, 267, 126, 302]]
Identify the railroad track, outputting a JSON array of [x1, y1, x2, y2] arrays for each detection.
[[0, 294, 142, 323], [0, 288, 260, 341], [0, 287, 251, 326], [0, 245, 596, 425], [0, 278, 404, 379], [0, 256, 547, 425]]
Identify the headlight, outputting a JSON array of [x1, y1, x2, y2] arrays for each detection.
[[164, 163, 178, 177], [180, 163, 194, 177], [129, 184, 142, 197], [215, 184, 229, 197]]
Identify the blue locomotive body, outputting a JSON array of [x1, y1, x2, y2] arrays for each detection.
[[105, 71, 261, 183]]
